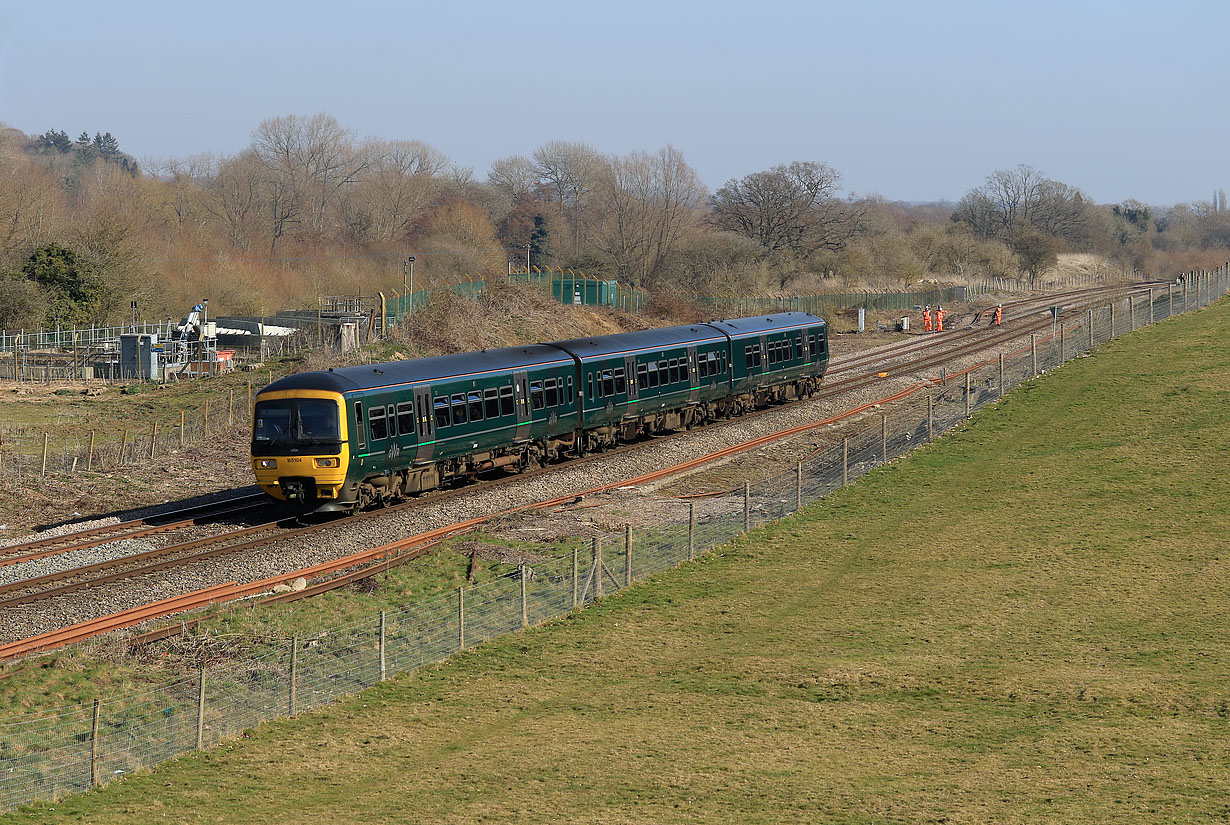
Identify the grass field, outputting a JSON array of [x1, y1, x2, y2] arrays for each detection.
[[4, 298, 1228, 823]]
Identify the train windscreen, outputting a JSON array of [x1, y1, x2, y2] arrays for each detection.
[[253, 398, 341, 455]]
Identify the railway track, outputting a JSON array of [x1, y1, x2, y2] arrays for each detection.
[[0, 491, 275, 561], [0, 281, 1166, 658]]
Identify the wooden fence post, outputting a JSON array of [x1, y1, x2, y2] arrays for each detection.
[[203, 399, 210, 436], [87, 430, 95, 471], [743, 482, 751, 532], [927, 396, 933, 441], [842, 438, 849, 486], [1031, 334, 1038, 375], [149, 421, 158, 459], [289, 637, 298, 714], [180, 410, 186, 449], [796, 460, 803, 511], [1148, 288, 1154, 324], [379, 611, 387, 682], [120, 429, 128, 467], [90, 698, 101, 786], [572, 546, 579, 607], [1110, 302, 1116, 336], [1087, 309, 1094, 349], [624, 525, 633, 587], [520, 565, 529, 628], [228, 389, 235, 427], [881, 415, 888, 464], [999, 353, 1005, 398], [40, 433, 48, 477], [964, 372, 971, 418], [688, 502, 696, 561], [594, 539, 604, 599], [196, 666, 206, 750], [1060, 324, 1066, 361], [457, 587, 466, 649]]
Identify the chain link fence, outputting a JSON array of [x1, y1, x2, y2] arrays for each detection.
[[0, 269, 1225, 812]]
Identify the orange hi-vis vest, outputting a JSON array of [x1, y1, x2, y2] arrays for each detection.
[[994, 306, 1002, 325], [936, 309, 945, 331], [923, 309, 931, 331]]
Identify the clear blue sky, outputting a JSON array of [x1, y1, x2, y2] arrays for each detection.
[[1, 0, 1224, 205]]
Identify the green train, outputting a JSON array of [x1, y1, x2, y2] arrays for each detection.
[[251, 312, 828, 511]]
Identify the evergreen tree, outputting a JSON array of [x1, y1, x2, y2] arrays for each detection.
[[96, 132, 119, 156], [76, 131, 90, 147]]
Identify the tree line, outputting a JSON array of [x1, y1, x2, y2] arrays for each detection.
[[2, 113, 1229, 332]]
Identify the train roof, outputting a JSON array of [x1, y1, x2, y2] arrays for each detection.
[[705, 312, 825, 337], [260, 343, 573, 395], [548, 323, 727, 361]]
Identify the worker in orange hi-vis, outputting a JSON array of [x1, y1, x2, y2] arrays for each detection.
[[922, 306, 932, 332], [936, 305, 945, 332], [994, 304, 1003, 326]]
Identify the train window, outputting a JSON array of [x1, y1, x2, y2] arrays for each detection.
[[658, 361, 668, 384], [369, 406, 388, 441], [434, 396, 451, 429], [544, 378, 559, 407], [600, 369, 615, 397], [637, 363, 648, 389], [484, 388, 500, 419], [396, 403, 414, 436], [353, 401, 366, 450], [500, 386, 514, 416], [665, 359, 676, 385], [567, 375, 574, 401], [614, 367, 626, 395], [451, 393, 468, 425], [530, 381, 545, 410], [645, 361, 658, 388], [469, 391, 484, 422], [698, 354, 708, 379], [819, 331, 827, 355], [587, 373, 595, 400]]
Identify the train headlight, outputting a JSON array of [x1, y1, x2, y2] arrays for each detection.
[[258, 459, 277, 469], [314, 458, 339, 468]]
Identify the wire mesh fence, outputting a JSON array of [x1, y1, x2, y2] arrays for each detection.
[[0, 268, 1226, 811], [0, 374, 279, 480]]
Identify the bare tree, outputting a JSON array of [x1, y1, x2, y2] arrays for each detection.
[[589, 146, 706, 282], [532, 140, 603, 253], [206, 151, 263, 251], [953, 164, 1088, 243], [0, 156, 65, 257], [344, 140, 443, 242], [487, 155, 539, 201], [251, 113, 369, 247], [708, 161, 864, 257]]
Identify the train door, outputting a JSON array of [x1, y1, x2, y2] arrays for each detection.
[[759, 334, 770, 377], [624, 355, 638, 403], [412, 385, 433, 462], [687, 346, 699, 403], [514, 371, 531, 441]]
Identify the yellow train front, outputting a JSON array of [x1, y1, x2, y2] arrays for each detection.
[[250, 387, 353, 508]]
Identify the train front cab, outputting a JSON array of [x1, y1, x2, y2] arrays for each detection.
[[251, 390, 350, 505]]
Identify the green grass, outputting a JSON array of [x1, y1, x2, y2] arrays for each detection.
[[4, 299, 1229, 823]]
